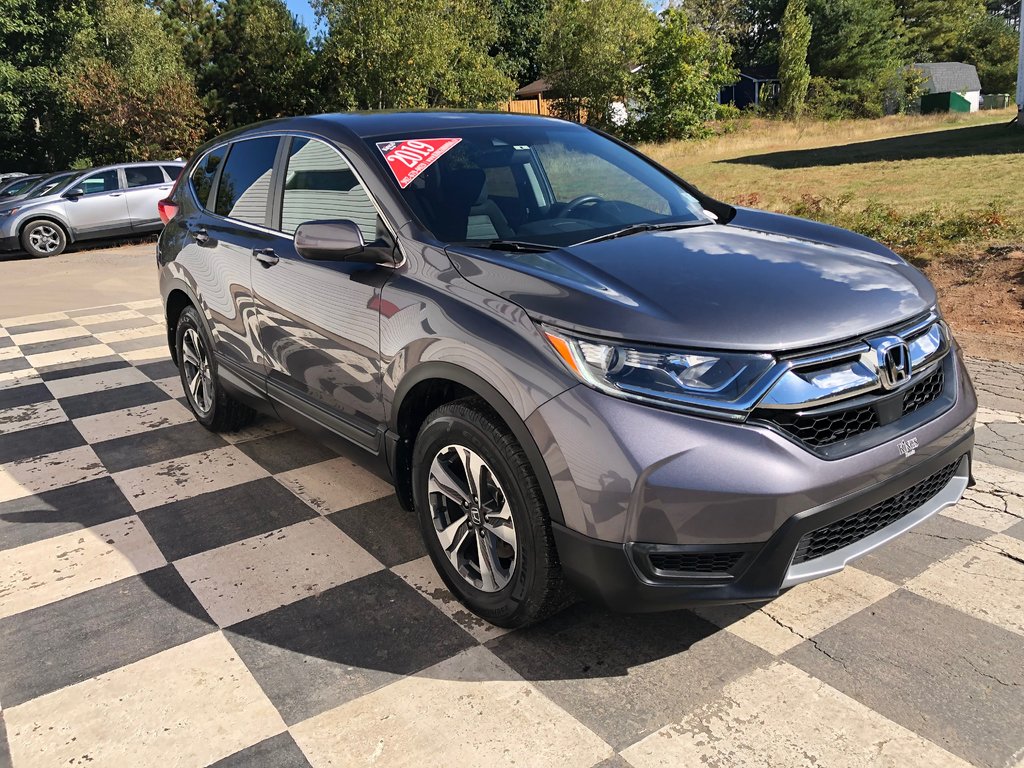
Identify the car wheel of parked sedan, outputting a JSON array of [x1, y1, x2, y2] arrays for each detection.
[[412, 398, 569, 628], [175, 305, 257, 432], [20, 220, 66, 258]]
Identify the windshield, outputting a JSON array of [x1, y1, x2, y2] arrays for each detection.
[[0, 177, 38, 198], [365, 124, 709, 248], [23, 172, 77, 199]]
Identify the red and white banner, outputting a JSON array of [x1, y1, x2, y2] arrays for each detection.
[[376, 138, 461, 188]]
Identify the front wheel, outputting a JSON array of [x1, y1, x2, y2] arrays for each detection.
[[412, 398, 568, 628], [20, 220, 67, 258]]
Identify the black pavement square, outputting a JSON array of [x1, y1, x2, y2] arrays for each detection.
[[0, 712, 10, 768], [487, 603, 773, 751], [853, 512, 992, 584], [59, 381, 169, 419], [0, 566, 215, 707], [236, 429, 338, 475], [92, 421, 227, 474], [1006, 519, 1024, 543], [0, 476, 136, 551], [35, 354, 124, 377], [140, 477, 317, 562], [0, 357, 31, 374], [785, 589, 1024, 768], [17, 335, 100, 358], [0, 420, 85, 465], [327, 496, 426, 568], [37, 358, 129, 381], [208, 733, 312, 768], [137, 359, 179, 381], [225, 569, 475, 725], [81, 317, 158, 334], [0, 335, 13, 348], [107, 335, 167, 353], [5, 318, 75, 335], [0, 382, 51, 409]]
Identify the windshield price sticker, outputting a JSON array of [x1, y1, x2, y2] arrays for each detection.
[[377, 138, 462, 188]]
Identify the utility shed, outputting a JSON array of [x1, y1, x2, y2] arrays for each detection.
[[913, 62, 982, 113]]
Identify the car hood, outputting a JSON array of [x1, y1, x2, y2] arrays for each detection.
[[444, 222, 936, 352]]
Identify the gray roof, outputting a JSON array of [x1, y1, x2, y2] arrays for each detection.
[[913, 62, 981, 94]]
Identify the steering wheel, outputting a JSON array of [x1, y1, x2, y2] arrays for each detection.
[[557, 194, 604, 218]]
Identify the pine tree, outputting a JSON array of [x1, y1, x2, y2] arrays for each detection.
[[778, 0, 811, 117]]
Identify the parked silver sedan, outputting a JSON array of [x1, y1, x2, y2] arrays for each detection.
[[0, 161, 184, 257]]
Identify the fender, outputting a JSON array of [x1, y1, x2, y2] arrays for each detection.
[[14, 211, 75, 243], [388, 360, 566, 526], [160, 276, 210, 363]]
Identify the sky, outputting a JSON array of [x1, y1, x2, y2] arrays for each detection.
[[285, 0, 318, 33]]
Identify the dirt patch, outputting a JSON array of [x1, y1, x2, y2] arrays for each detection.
[[922, 246, 1024, 364]]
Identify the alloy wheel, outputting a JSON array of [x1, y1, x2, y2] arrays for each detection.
[[427, 444, 517, 592], [181, 327, 214, 415], [28, 225, 61, 254]]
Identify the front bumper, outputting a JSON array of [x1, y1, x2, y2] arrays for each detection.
[[530, 351, 977, 612], [552, 441, 971, 611]]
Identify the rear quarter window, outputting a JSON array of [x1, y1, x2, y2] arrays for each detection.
[[191, 147, 227, 209]]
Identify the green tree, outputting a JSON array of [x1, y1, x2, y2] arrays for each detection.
[[203, 0, 314, 131], [313, 0, 514, 111], [149, 0, 217, 77], [778, 0, 811, 117], [896, 0, 986, 61], [954, 14, 1020, 92], [490, 0, 546, 85], [0, 0, 91, 170], [633, 7, 736, 140], [66, 0, 204, 163], [539, 0, 656, 127]]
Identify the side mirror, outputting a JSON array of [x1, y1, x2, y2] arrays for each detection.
[[294, 220, 392, 264], [65, 187, 85, 199]]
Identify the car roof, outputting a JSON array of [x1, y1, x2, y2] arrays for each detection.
[[219, 111, 578, 145]]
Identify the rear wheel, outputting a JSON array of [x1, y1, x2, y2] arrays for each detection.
[[175, 305, 257, 432], [412, 397, 568, 628], [20, 220, 66, 258]]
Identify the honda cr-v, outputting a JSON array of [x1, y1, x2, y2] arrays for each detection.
[[158, 112, 976, 627]]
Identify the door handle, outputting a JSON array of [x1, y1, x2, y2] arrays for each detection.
[[191, 227, 210, 244], [253, 248, 279, 267], [110, 193, 123, 197]]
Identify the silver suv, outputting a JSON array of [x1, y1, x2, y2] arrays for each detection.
[[0, 161, 184, 257]]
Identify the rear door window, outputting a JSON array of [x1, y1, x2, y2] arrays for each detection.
[[214, 137, 280, 226], [161, 165, 183, 182], [191, 147, 226, 209], [125, 166, 165, 188], [279, 137, 380, 242]]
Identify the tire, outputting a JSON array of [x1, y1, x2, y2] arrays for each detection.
[[412, 397, 569, 628], [175, 305, 257, 432], [20, 220, 67, 258]]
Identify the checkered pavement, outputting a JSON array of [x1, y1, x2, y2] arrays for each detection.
[[0, 302, 1021, 768]]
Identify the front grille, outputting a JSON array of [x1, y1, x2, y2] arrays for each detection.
[[648, 551, 744, 574], [903, 368, 945, 416], [765, 367, 946, 448], [791, 458, 962, 565]]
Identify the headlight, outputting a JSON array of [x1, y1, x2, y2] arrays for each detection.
[[542, 327, 776, 416], [0, 208, 17, 217]]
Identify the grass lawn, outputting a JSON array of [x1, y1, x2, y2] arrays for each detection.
[[644, 109, 1023, 219], [642, 110, 1024, 362]]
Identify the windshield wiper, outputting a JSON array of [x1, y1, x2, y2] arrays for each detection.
[[578, 220, 711, 246], [474, 239, 555, 253]]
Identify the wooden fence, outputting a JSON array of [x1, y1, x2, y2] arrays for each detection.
[[504, 96, 555, 115]]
